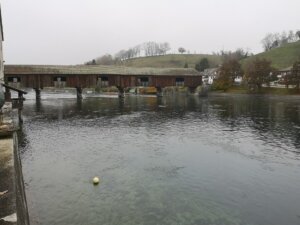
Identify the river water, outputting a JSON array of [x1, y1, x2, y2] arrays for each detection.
[[18, 93, 300, 225]]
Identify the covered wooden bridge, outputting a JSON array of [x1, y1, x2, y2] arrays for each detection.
[[4, 65, 202, 98]]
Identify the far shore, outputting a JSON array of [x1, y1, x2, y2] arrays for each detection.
[[209, 86, 300, 97]]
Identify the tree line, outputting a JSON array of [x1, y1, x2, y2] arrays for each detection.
[[193, 48, 251, 72], [261, 30, 300, 52], [213, 56, 300, 93], [85, 41, 171, 65]]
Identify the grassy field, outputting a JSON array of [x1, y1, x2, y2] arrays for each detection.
[[94, 40, 299, 70], [241, 41, 300, 70], [120, 54, 222, 69]]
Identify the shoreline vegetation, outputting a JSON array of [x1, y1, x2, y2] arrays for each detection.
[[210, 86, 300, 96]]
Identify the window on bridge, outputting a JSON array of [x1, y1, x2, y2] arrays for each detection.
[[53, 76, 66, 88], [98, 76, 109, 87], [7, 77, 21, 83], [175, 78, 184, 86], [53, 77, 67, 82], [7, 77, 21, 89], [139, 77, 149, 87]]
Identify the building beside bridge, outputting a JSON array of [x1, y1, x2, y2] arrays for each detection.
[[4, 65, 202, 98], [0, 5, 4, 110]]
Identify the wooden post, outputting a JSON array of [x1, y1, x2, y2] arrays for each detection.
[[76, 87, 83, 99], [117, 87, 125, 98], [18, 91, 24, 100], [156, 87, 163, 97], [4, 86, 11, 102], [18, 108, 23, 124], [76, 98, 82, 111], [35, 88, 41, 100], [189, 87, 197, 94]]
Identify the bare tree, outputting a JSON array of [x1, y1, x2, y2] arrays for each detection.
[[133, 45, 141, 57], [218, 48, 250, 62], [288, 30, 296, 43], [95, 54, 114, 65], [160, 42, 170, 55], [280, 31, 288, 45], [115, 50, 128, 61], [262, 30, 300, 52], [88, 41, 172, 64], [244, 58, 272, 90], [261, 33, 276, 51], [214, 59, 242, 90], [178, 47, 186, 54]]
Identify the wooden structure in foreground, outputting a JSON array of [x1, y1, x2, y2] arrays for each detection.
[[4, 65, 202, 98]]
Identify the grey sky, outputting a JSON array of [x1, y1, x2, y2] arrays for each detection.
[[1, 0, 300, 65]]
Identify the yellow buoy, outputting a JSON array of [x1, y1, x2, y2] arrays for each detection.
[[93, 177, 100, 185]]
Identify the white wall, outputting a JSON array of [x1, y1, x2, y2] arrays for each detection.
[[0, 20, 3, 84]]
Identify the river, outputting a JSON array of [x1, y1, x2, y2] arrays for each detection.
[[18, 93, 300, 225]]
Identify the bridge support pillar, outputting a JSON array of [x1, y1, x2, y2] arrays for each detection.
[[189, 87, 197, 94], [4, 87, 11, 102], [117, 87, 125, 98], [76, 87, 83, 99], [156, 87, 163, 97], [34, 88, 41, 100], [197, 85, 209, 97]]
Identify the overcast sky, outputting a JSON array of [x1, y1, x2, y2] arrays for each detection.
[[1, 0, 300, 65]]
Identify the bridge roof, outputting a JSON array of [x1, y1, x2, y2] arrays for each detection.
[[4, 65, 201, 76]]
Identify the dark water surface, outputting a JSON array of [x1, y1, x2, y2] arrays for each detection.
[[19, 94, 300, 225]]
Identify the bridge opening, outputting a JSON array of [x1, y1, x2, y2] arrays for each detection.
[[7, 77, 21, 83], [53, 76, 67, 82], [139, 77, 149, 87], [98, 76, 109, 87], [175, 77, 184, 86], [53, 76, 66, 88], [7, 76, 21, 89]]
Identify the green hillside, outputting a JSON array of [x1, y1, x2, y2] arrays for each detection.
[[242, 41, 300, 70], [120, 54, 222, 69]]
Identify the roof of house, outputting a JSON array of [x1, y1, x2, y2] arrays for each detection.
[[203, 68, 219, 76], [4, 65, 201, 76], [279, 66, 293, 72]]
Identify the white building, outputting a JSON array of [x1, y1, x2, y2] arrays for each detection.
[[234, 75, 243, 84], [202, 68, 219, 85]]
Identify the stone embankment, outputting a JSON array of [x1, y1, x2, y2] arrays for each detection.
[[0, 103, 29, 225]]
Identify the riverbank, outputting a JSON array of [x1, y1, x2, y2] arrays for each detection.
[[211, 86, 300, 96], [0, 103, 29, 225]]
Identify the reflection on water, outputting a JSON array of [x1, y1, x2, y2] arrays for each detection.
[[19, 94, 300, 225]]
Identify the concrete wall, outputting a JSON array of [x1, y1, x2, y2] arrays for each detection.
[[13, 133, 30, 225], [0, 5, 5, 111], [0, 137, 16, 224], [0, 105, 30, 225], [0, 134, 30, 225], [0, 19, 3, 84]]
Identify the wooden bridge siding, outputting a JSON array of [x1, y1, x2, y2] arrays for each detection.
[[184, 76, 202, 87], [6, 74, 30, 88], [115, 75, 203, 88], [42, 75, 53, 87], [66, 75, 96, 88], [151, 76, 202, 87], [114, 75, 135, 88], [107, 76, 117, 87], [151, 76, 173, 87], [4, 73, 202, 89]]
